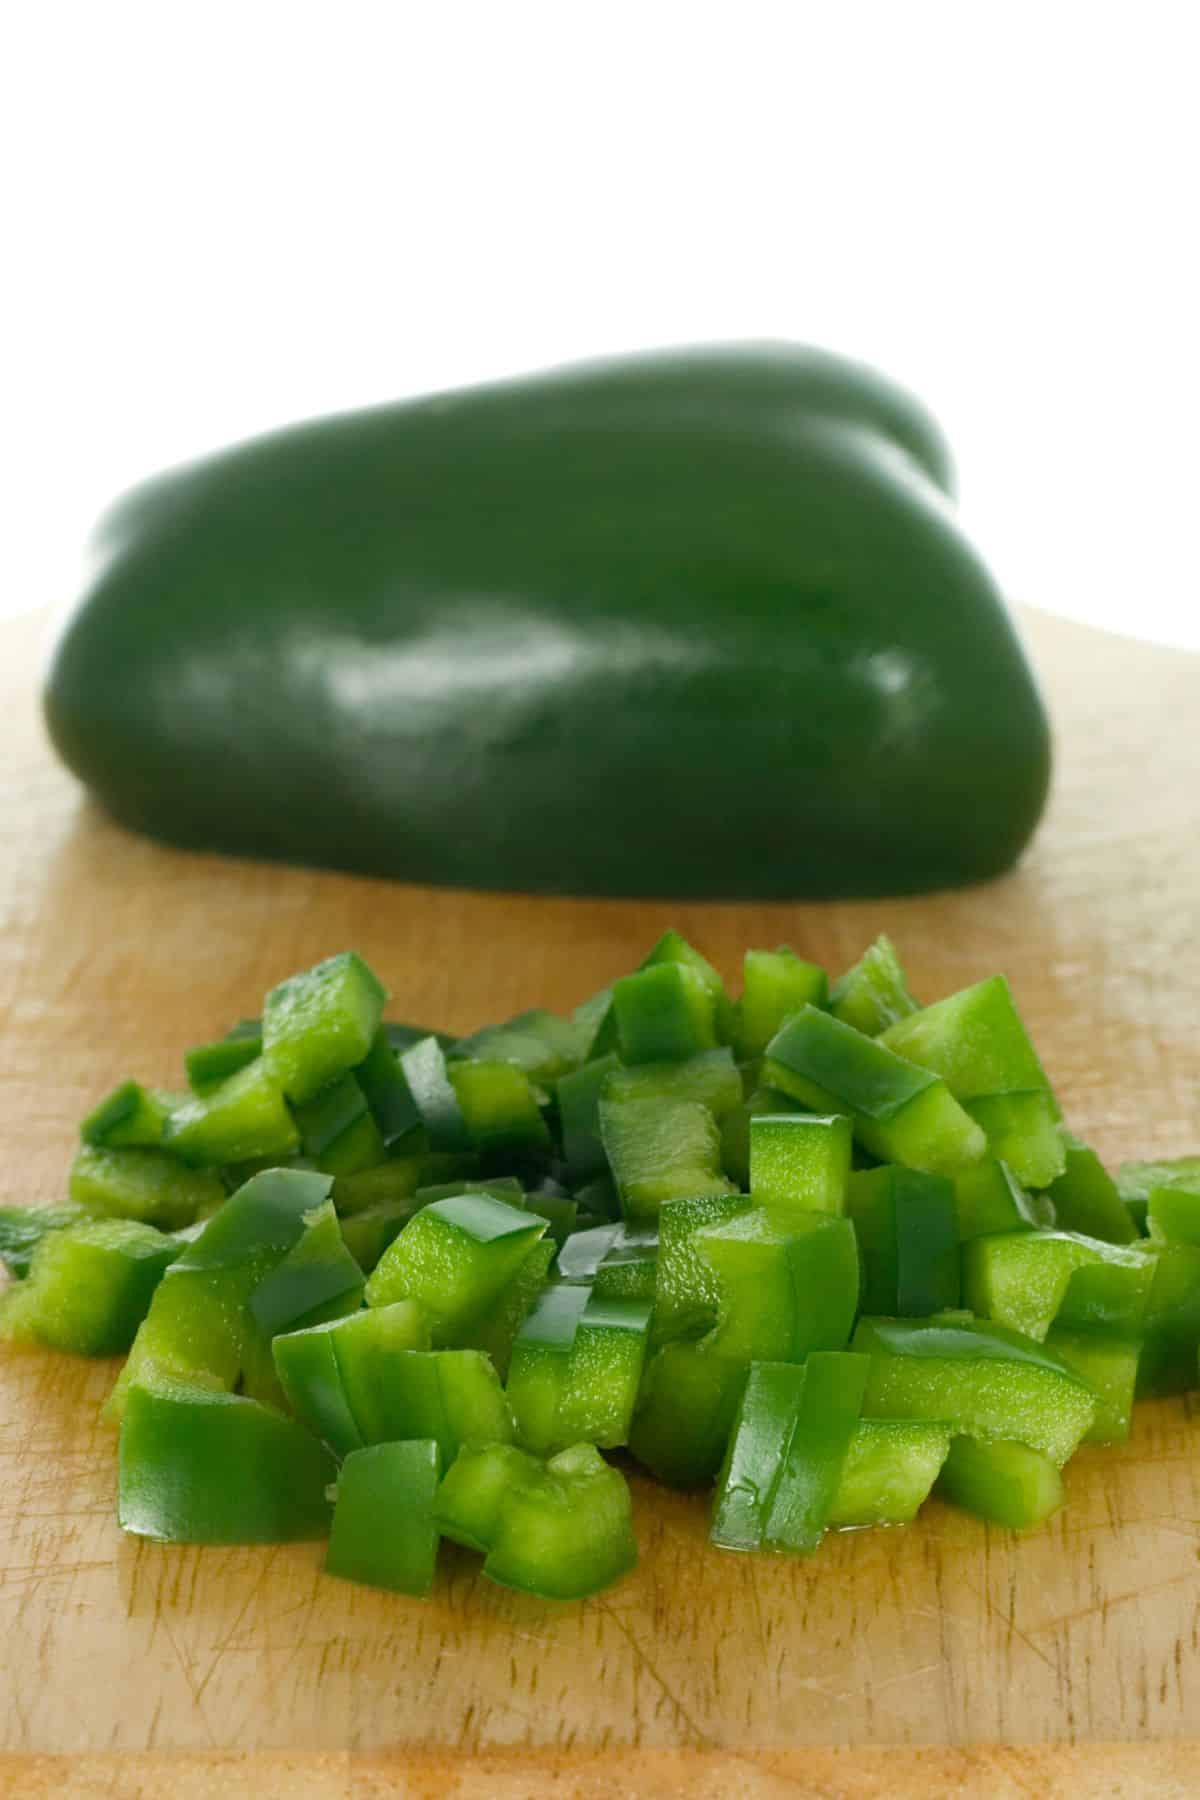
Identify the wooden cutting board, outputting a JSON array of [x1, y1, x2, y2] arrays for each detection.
[[1, 605, 1198, 1799]]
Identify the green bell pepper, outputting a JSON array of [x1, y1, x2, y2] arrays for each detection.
[[185, 1035, 263, 1096], [611, 964, 719, 1064], [828, 935, 919, 1036], [652, 1190, 752, 1346], [732, 949, 828, 1060], [749, 1112, 852, 1221], [326, 1439, 441, 1595], [0, 1218, 178, 1355], [598, 1095, 729, 1220], [81, 1081, 180, 1149], [449, 1010, 584, 1085], [852, 1316, 1096, 1464], [506, 1286, 651, 1454], [697, 1209, 859, 1365], [262, 952, 387, 1105], [0, 1202, 92, 1279], [439, 1439, 637, 1600], [936, 1435, 1064, 1531], [363, 1192, 547, 1343], [69, 1144, 224, 1230], [826, 1419, 951, 1528], [1042, 1327, 1139, 1443], [1045, 1135, 1137, 1245], [963, 1229, 1154, 1341], [628, 1339, 745, 1487], [845, 1165, 960, 1316], [711, 1352, 869, 1553], [163, 1059, 300, 1167], [952, 1156, 1047, 1240], [763, 1007, 985, 1176], [45, 345, 1049, 900], [118, 1370, 335, 1542]]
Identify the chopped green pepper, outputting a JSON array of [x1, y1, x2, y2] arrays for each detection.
[[263, 951, 387, 1105], [845, 1165, 960, 1316], [697, 1209, 859, 1365], [749, 1112, 852, 1221], [163, 1059, 299, 1168], [732, 948, 828, 1060], [0, 1218, 178, 1355], [611, 964, 718, 1064], [81, 1081, 180, 1149], [937, 1435, 1063, 1530], [507, 1286, 651, 1454], [119, 1370, 335, 1543], [326, 1439, 441, 1595], [764, 1007, 985, 1176], [599, 1096, 729, 1220], [829, 935, 919, 1036], [1045, 1135, 1137, 1245], [69, 1144, 224, 1230], [364, 1192, 547, 1343], [827, 1419, 951, 1527]]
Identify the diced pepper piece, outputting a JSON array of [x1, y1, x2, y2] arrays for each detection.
[[629, 1339, 745, 1486], [1046, 1135, 1137, 1245], [0, 1202, 92, 1280], [107, 1170, 336, 1419], [81, 1081, 179, 1149], [1146, 1185, 1200, 1247], [163, 1059, 299, 1168], [482, 1441, 638, 1600], [733, 948, 828, 1060], [0, 1218, 178, 1355], [749, 1112, 852, 1221], [185, 1036, 262, 1096], [274, 1298, 430, 1454], [764, 1007, 985, 1176], [248, 1200, 365, 1339], [293, 1076, 368, 1157], [828, 934, 919, 1036], [711, 1353, 869, 1553], [845, 1165, 960, 1316], [447, 1060, 551, 1154], [333, 1156, 425, 1216], [338, 1202, 415, 1273], [640, 930, 735, 1042], [1043, 1328, 1139, 1443], [507, 1286, 651, 1454], [719, 1086, 805, 1188], [172, 1168, 335, 1273], [573, 984, 619, 1062], [263, 951, 388, 1105], [853, 1316, 1096, 1464], [556, 1054, 622, 1183], [952, 1156, 1044, 1240], [436, 1441, 545, 1551], [353, 1028, 421, 1148], [937, 1436, 1064, 1531], [119, 1372, 335, 1543], [450, 1010, 585, 1085], [1136, 1243, 1200, 1396], [611, 964, 718, 1065], [962, 1229, 1154, 1342], [697, 1210, 859, 1365], [398, 1036, 472, 1152], [826, 1419, 951, 1528], [315, 1111, 387, 1177], [363, 1193, 546, 1344], [879, 974, 1057, 1112], [458, 1238, 556, 1379], [603, 1048, 743, 1122], [599, 1096, 728, 1221], [652, 1191, 752, 1346], [591, 1225, 658, 1301], [326, 1440, 441, 1595], [965, 1091, 1066, 1191], [69, 1145, 224, 1231]]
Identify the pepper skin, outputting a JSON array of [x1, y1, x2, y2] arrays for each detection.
[[44, 344, 1050, 900]]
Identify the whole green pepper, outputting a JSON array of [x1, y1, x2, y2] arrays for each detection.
[[44, 345, 1049, 900]]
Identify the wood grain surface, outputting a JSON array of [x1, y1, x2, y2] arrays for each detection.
[[1, 604, 1198, 1795]]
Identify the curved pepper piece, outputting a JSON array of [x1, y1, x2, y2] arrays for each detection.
[[44, 344, 1050, 900]]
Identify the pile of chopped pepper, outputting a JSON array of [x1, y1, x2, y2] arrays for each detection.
[[3, 935, 1198, 1600]]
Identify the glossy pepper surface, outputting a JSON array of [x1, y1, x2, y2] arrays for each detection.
[[44, 344, 1050, 900]]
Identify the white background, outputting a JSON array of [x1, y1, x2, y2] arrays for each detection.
[[5, 2, 1198, 646]]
